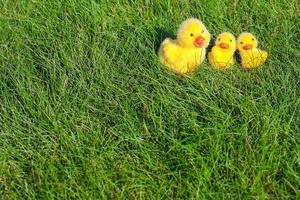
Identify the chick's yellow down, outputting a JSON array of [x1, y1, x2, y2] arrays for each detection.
[[208, 32, 236, 69], [159, 18, 211, 74], [237, 32, 268, 68]]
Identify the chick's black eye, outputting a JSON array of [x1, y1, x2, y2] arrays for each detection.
[[240, 42, 243, 44], [252, 38, 255, 41], [230, 39, 233, 42], [190, 33, 194, 37], [218, 38, 221, 41], [202, 30, 205, 33]]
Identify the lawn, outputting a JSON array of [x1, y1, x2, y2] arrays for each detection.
[[0, 0, 299, 199]]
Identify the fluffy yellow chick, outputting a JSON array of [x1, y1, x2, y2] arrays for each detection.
[[237, 32, 268, 68], [159, 18, 211, 74], [208, 32, 236, 69]]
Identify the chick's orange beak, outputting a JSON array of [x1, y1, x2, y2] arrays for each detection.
[[194, 36, 205, 48], [243, 44, 253, 50], [219, 43, 229, 49]]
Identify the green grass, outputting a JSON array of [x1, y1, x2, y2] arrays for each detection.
[[0, 0, 299, 199]]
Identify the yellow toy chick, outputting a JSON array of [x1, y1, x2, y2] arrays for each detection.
[[159, 18, 211, 74], [237, 32, 268, 68], [208, 32, 236, 69]]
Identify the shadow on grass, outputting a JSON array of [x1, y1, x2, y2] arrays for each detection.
[[153, 27, 175, 53], [206, 38, 215, 58], [234, 50, 242, 65]]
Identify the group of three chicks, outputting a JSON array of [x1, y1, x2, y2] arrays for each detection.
[[159, 18, 268, 74]]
